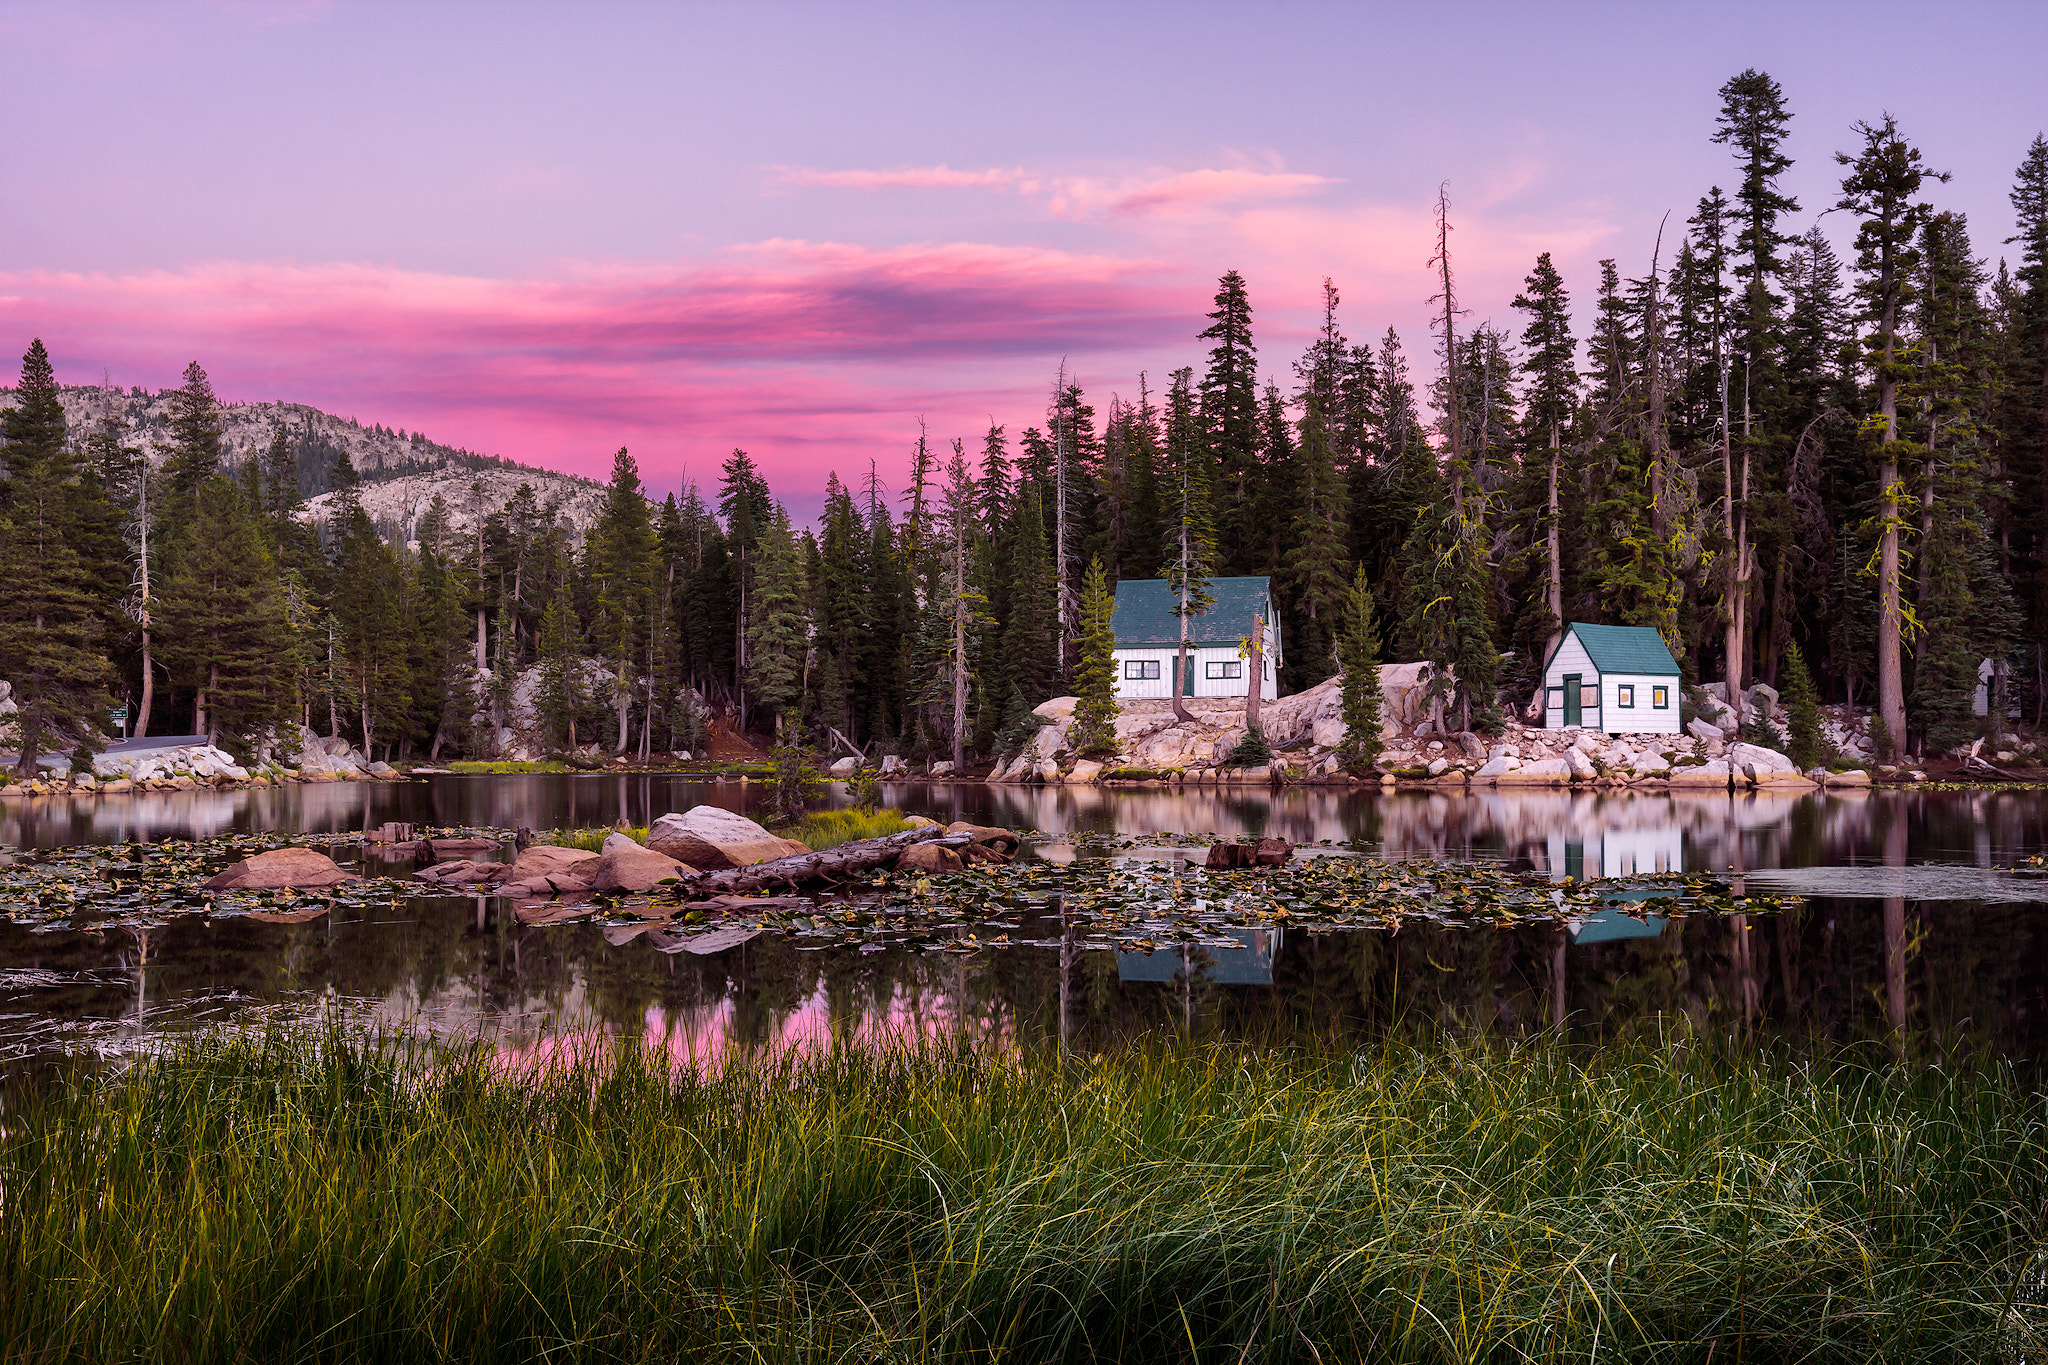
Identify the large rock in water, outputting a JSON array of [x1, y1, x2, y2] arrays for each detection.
[[508, 845, 600, 881], [589, 833, 689, 892], [204, 847, 360, 890], [646, 806, 808, 869]]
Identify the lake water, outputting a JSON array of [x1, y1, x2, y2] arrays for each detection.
[[4, 776, 2047, 1063]]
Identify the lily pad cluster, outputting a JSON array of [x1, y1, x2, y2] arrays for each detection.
[[0, 826, 1798, 955], [0, 828, 502, 929]]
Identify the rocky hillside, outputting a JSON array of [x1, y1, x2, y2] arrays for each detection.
[[0, 383, 608, 542]]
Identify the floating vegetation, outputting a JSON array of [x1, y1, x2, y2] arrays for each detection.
[[0, 829, 503, 929], [0, 826, 1794, 953]]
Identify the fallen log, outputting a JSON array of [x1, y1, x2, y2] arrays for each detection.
[[673, 825, 978, 894]]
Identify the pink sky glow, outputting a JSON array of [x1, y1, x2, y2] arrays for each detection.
[[2, 2, 2040, 519]]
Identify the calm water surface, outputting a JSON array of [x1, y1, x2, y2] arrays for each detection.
[[3, 776, 2047, 1062]]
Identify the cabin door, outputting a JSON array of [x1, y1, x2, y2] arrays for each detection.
[[1563, 674, 1582, 727]]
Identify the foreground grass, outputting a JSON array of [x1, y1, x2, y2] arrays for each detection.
[[2, 1033, 2043, 1363], [780, 806, 916, 850]]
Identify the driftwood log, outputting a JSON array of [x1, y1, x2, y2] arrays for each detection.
[[674, 826, 980, 894]]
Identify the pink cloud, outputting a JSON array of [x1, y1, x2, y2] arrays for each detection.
[[776, 164, 1036, 191], [775, 160, 1338, 222], [0, 242, 1203, 511]]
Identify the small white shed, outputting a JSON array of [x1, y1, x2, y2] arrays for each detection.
[[1542, 623, 1681, 736], [1110, 577, 1282, 701]]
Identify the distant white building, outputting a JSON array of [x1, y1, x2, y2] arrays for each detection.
[[1110, 577, 1282, 702], [1542, 622, 1682, 737]]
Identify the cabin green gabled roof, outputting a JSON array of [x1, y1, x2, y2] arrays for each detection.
[[1111, 576, 1271, 648], [1557, 622, 1681, 677]]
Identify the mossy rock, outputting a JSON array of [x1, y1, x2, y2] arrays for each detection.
[[1392, 766, 1431, 780], [1099, 767, 1162, 782]]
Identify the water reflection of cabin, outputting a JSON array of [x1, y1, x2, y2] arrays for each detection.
[[1118, 928, 1282, 985], [1547, 826, 1683, 881]]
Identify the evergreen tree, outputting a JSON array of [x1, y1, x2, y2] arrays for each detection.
[[1511, 253, 1578, 651], [1159, 367, 1217, 722], [585, 447, 660, 751], [1839, 112, 1945, 758], [1782, 641, 1825, 768], [1335, 566, 1385, 773], [0, 341, 112, 773], [536, 582, 586, 749], [1069, 557, 1118, 757], [1198, 270, 1260, 568], [1280, 391, 1349, 687], [1911, 510, 1977, 751], [155, 478, 290, 757], [161, 361, 223, 529], [744, 505, 807, 735]]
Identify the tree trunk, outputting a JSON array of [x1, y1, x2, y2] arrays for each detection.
[[475, 608, 487, 675], [1171, 537, 1194, 724], [1545, 430, 1562, 653], [205, 664, 220, 749], [951, 527, 967, 772], [136, 629, 154, 739], [1876, 293, 1906, 759], [1244, 614, 1265, 735]]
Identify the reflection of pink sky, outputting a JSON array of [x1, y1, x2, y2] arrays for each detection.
[[490, 975, 1011, 1078]]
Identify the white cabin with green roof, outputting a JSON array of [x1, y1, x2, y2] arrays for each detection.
[[1542, 622, 1681, 735], [1110, 577, 1282, 701]]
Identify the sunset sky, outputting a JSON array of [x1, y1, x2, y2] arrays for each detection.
[[3, 1, 2043, 514]]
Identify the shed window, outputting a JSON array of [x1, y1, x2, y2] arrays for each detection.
[[1617, 685, 1635, 708], [1652, 685, 1669, 709], [1206, 660, 1242, 680], [1545, 686, 1564, 708], [1580, 685, 1599, 709], [1124, 659, 1161, 681]]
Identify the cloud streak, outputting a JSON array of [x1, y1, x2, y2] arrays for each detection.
[[774, 161, 1339, 220], [0, 241, 1203, 505]]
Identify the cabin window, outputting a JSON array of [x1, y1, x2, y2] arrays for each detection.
[[1546, 686, 1564, 709], [1652, 685, 1670, 709], [1206, 660, 1243, 680], [1124, 659, 1161, 681], [1581, 685, 1599, 709], [1617, 685, 1635, 708]]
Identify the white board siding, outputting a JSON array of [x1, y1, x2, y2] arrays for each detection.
[[1599, 673, 1682, 734], [1112, 646, 1277, 701], [1542, 632, 1680, 735]]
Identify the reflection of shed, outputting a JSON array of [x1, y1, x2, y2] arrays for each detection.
[[1568, 906, 1667, 944], [1547, 826, 1682, 881], [1118, 928, 1281, 985]]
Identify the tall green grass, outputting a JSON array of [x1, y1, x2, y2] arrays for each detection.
[[779, 806, 915, 849], [2, 1031, 2043, 1362]]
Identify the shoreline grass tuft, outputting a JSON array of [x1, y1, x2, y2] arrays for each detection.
[[2, 1028, 2043, 1361], [778, 806, 916, 850]]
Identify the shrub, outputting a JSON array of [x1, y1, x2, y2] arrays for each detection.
[[1226, 724, 1272, 767], [766, 745, 822, 823], [848, 766, 882, 811]]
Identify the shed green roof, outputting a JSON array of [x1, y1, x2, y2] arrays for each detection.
[[1111, 577, 1271, 648], [1557, 622, 1680, 677]]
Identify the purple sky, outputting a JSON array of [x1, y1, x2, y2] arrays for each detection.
[[3, 1, 2043, 517]]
